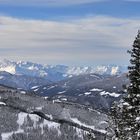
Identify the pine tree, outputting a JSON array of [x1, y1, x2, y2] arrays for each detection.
[[111, 31, 140, 140]]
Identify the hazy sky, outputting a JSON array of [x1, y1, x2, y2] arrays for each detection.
[[0, 0, 140, 66]]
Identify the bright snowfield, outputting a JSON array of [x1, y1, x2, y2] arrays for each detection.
[[99, 91, 120, 97], [0, 96, 6, 105], [89, 88, 121, 97], [0, 101, 6, 105], [83, 90, 120, 97]]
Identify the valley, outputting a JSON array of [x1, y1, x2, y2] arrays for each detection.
[[0, 60, 129, 140]]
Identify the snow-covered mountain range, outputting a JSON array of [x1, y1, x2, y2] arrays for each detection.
[[31, 73, 129, 112], [0, 59, 127, 82], [0, 60, 129, 139]]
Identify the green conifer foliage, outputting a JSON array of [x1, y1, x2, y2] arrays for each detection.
[[111, 31, 140, 140]]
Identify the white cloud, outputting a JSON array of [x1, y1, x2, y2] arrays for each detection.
[[0, 15, 139, 65], [0, 0, 106, 6]]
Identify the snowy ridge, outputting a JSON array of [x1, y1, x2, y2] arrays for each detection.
[[0, 86, 111, 140], [0, 59, 127, 81]]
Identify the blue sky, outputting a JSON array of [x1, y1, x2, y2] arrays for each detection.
[[0, 0, 140, 66], [1, 1, 140, 20]]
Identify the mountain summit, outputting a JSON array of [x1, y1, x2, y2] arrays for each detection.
[[0, 59, 127, 82]]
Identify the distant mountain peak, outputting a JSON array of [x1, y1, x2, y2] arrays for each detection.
[[0, 59, 128, 81]]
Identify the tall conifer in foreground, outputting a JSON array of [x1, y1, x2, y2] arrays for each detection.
[[111, 31, 140, 140]]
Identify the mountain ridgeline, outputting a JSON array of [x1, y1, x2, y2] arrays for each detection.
[[0, 60, 128, 112], [0, 60, 129, 139], [0, 59, 127, 82], [0, 85, 113, 140]]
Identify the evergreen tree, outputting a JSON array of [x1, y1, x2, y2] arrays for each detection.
[[111, 31, 140, 140], [87, 132, 96, 140]]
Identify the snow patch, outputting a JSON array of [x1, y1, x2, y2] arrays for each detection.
[[0, 102, 6, 105], [20, 91, 26, 94], [90, 88, 102, 92], [17, 112, 28, 126], [42, 119, 61, 135], [31, 86, 39, 89], [123, 102, 130, 106], [1, 132, 13, 140], [100, 91, 120, 97], [58, 91, 66, 94], [111, 66, 119, 75], [136, 117, 140, 122], [53, 99, 61, 102], [43, 87, 47, 90], [43, 96, 48, 99], [45, 114, 53, 120], [34, 88, 39, 92], [0, 66, 16, 74], [71, 118, 95, 130], [48, 86, 56, 90], [61, 98, 67, 101], [1, 113, 28, 140], [0, 76, 4, 79], [84, 92, 91, 95], [36, 106, 43, 110], [71, 117, 107, 134]]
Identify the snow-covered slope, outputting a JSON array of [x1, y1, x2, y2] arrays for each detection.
[[31, 73, 129, 112], [0, 85, 113, 140], [0, 60, 127, 82], [0, 71, 51, 90]]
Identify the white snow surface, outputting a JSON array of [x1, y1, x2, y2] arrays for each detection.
[[71, 117, 95, 129], [100, 91, 121, 97], [31, 86, 39, 89], [20, 91, 26, 94], [1, 112, 61, 140], [1, 113, 26, 140], [111, 66, 119, 75], [0, 102, 6, 105], [136, 117, 140, 122], [43, 96, 48, 99], [71, 118, 107, 134], [0, 66, 16, 74], [17, 112, 61, 135], [48, 86, 56, 90], [0, 60, 127, 81], [123, 102, 130, 106], [1, 132, 14, 140], [84, 92, 91, 95], [36, 106, 43, 110], [58, 91, 66, 94], [90, 88, 103, 92], [61, 98, 67, 101], [17, 112, 28, 126], [34, 88, 39, 92]]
